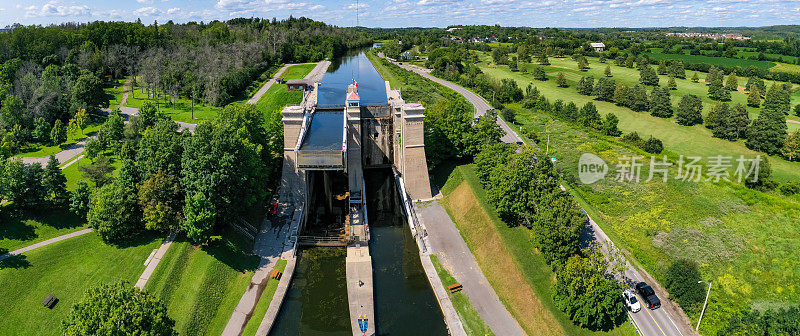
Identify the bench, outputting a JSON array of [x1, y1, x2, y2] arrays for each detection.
[[269, 269, 283, 280], [447, 283, 463, 293], [42, 295, 57, 309]]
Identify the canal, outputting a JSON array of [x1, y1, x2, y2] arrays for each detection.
[[269, 50, 447, 336]]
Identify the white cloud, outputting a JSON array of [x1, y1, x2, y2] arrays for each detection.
[[309, 4, 325, 10], [417, 0, 460, 5], [25, 1, 90, 17], [167, 7, 180, 14], [137, 0, 153, 4], [134, 6, 161, 15]]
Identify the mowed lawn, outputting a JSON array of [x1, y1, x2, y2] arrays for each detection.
[[282, 63, 316, 80], [508, 105, 800, 334], [144, 232, 259, 336], [429, 254, 494, 336], [13, 122, 101, 158], [241, 259, 287, 336], [125, 84, 220, 124], [0, 210, 88, 253], [254, 83, 303, 118], [0, 232, 162, 336], [437, 164, 636, 336], [478, 53, 800, 181]]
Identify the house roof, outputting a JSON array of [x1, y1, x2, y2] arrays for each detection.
[[286, 78, 311, 85], [590, 42, 605, 48], [346, 91, 360, 101]]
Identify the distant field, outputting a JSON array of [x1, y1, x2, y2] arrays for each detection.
[[771, 62, 800, 74], [646, 51, 776, 70]]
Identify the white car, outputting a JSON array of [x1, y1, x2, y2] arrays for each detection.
[[623, 289, 641, 313]]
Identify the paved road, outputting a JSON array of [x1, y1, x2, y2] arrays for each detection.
[[378, 53, 523, 144], [248, 64, 291, 104], [382, 54, 693, 336], [416, 202, 525, 336], [0, 228, 94, 262]]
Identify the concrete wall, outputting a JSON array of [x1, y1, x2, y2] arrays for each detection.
[[398, 104, 432, 200]]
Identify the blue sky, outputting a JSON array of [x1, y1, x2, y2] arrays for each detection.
[[1, 0, 799, 28]]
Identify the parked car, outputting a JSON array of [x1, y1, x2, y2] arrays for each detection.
[[622, 289, 641, 313], [635, 282, 661, 310]]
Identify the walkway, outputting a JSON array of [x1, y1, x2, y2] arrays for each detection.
[[416, 202, 525, 336], [134, 231, 177, 289], [0, 228, 94, 262], [345, 245, 375, 336]]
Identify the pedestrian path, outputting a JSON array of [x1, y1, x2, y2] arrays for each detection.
[[345, 245, 375, 336], [248, 64, 292, 104], [134, 231, 177, 289], [0, 228, 94, 262]]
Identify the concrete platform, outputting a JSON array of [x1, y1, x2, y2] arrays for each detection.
[[346, 245, 375, 336]]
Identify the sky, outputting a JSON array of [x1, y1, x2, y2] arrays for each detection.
[[1, 0, 799, 28]]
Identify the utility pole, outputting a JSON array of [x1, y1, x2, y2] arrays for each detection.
[[696, 280, 712, 331]]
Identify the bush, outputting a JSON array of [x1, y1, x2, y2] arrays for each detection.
[[501, 108, 516, 124], [779, 181, 800, 196], [621, 132, 643, 146], [664, 259, 705, 313], [641, 137, 664, 154]]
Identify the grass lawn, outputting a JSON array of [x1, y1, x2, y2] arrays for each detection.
[[645, 51, 776, 70], [125, 85, 220, 124], [478, 54, 800, 181], [507, 104, 800, 335], [0, 209, 88, 253], [437, 164, 636, 336], [253, 83, 303, 118], [13, 122, 101, 158], [429, 254, 495, 336], [241, 259, 288, 336], [104, 77, 128, 110], [0, 232, 162, 336], [282, 63, 316, 80], [770, 62, 800, 74], [62, 155, 122, 191], [144, 231, 260, 336]]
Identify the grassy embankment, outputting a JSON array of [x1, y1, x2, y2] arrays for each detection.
[[0, 211, 89, 253], [436, 164, 636, 336], [369, 49, 635, 336], [477, 53, 800, 181], [144, 232, 260, 336], [240, 259, 288, 336], [429, 255, 495, 336], [0, 232, 163, 336]]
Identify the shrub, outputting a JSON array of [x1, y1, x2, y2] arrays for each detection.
[[779, 181, 800, 196], [621, 132, 643, 146], [641, 137, 664, 154], [501, 108, 516, 124], [664, 259, 705, 313]]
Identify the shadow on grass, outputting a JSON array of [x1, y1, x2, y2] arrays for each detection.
[[203, 229, 260, 273], [110, 230, 163, 249], [0, 208, 84, 242], [0, 254, 31, 269], [429, 158, 467, 195]]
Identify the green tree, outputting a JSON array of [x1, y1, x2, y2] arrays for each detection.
[[781, 130, 800, 161], [79, 155, 113, 187], [556, 72, 567, 87], [32, 117, 50, 143], [98, 110, 125, 149], [725, 71, 738, 91], [794, 104, 800, 117], [87, 181, 141, 243], [762, 84, 790, 115], [42, 155, 67, 204], [139, 170, 182, 232], [747, 86, 761, 107], [553, 247, 626, 331], [496, 78, 524, 103], [577, 76, 594, 96], [577, 57, 588, 71], [746, 106, 788, 155], [136, 120, 182, 178], [84, 138, 104, 161], [62, 281, 176, 336], [649, 86, 673, 118], [592, 77, 615, 101], [676, 94, 703, 126], [71, 72, 105, 109], [475, 143, 513, 184], [578, 102, 601, 128], [532, 66, 546, 81], [629, 84, 649, 112], [656, 60, 668, 75], [708, 75, 730, 101], [706, 103, 736, 140], [731, 104, 750, 139], [50, 119, 67, 145], [501, 108, 516, 124], [691, 72, 699, 82], [70, 181, 92, 219], [669, 60, 685, 78], [68, 108, 89, 135], [667, 75, 677, 90], [139, 101, 166, 128], [182, 192, 216, 244], [639, 65, 659, 86], [602, 113, 622, 136], [642, 136, 663, 154], [664, 259, 705, 314], [612, 83, 629, 106]]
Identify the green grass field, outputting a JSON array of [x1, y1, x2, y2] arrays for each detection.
[[241, 259, 287, 336], [103, 78, 127, 110], [13, 122, 102, 158], [646, 50, 776, 70], [144, 232, 259, 336], [125, 85, 220, 124], [0, 232, 162, 336], [478, 54, 800, 182], [0, 210, 89, 253], [429, 254, 495, 336], [253, 83, 303, 118], [506, 103, 800, 335], [282, 63, 316, 80], [62, 154, 122, 191]]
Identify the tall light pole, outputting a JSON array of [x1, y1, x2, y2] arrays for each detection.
[[696, 280, 712, 331]]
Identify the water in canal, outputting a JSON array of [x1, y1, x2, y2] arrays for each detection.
[[365, 168, 449, 336]]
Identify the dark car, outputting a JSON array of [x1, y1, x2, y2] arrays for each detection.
[[635, 282, 661, 310]]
